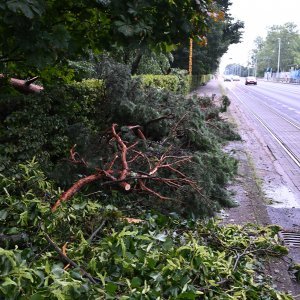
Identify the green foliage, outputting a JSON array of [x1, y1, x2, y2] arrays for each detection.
[[172, 9, 244, 75], [137, 69, 192, 95], [0, 162, 293, 299], [0, 79, 105, 175], [187, 75, 212, 91], [139, 75, 181, 93], [136, 52, 173, 75], [291, 264, 300, 282], [0, 0, 220, 77], [1, 57, 240, 216], [169, 69, 191, 94], [68, 58, 97, 81]]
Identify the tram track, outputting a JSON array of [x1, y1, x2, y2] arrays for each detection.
[[229, 85, 300, 169], [236, 84, 300, 129]]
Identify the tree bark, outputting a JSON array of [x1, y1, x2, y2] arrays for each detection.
[[131, 52, 143, 75], [0, 74, 44, 94], [51, 173, 104, 212]]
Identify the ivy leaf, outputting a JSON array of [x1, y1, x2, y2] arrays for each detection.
[[131, 277, 142, 288], [154, 232, 167, 242], [0, 209, 8, 220], [30, 293, 45, 300], [2, 277, 17, 287], [105, 282, 118, 295]]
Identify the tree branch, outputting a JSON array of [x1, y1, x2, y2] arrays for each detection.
[[44, 232, 99, 284], [51, 173, 104, 212], [0, 74, 44, 94], [88, 219, 106, 244], [52, 124, 202, 211]]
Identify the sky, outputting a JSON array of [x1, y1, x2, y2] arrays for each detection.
[[219, 0, 300, 73]]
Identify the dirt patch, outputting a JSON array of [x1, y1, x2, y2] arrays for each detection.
[[196, 79, 300, 297]]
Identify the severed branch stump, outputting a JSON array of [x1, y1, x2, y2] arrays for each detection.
[[0, 74, 44, 94]]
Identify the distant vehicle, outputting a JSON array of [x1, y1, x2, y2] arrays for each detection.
[[224, 75, 232, 82], [245, 76, 257, 85], [232, 75, 240, 81]]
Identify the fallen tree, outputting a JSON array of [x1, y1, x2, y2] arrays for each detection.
[[51, 123, 202, 212], [0, 74, 43, 94]]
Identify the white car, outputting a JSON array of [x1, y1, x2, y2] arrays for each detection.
[[245, 76, 257, 85], [223, 75, 232, 82]]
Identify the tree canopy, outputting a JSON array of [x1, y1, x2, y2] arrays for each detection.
[[0, 0, 232, 77], [171, 0, 244, 75], [250, 22, 300, 76]]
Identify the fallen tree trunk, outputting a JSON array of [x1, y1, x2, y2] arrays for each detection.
[[0, 74, 44, 94]]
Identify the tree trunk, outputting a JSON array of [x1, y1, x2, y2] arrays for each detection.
[[131, 52, 143, 75]]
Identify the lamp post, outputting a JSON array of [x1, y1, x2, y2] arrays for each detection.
[[277, 38, 281, 79]]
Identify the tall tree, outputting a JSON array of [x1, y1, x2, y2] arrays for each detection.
[[251, 22, 300, 76]]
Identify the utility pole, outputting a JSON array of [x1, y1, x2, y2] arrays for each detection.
[[189, 38, 193, 76], [277, 38, 281, 79]]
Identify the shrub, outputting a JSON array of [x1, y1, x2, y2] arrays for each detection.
[[139, 74, 181, 93], [0, 162, 292, 299], [0, 79, 105, 176]]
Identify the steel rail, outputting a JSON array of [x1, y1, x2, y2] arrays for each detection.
[[236, 85, 300, 130], [230, 88, 300, 169]]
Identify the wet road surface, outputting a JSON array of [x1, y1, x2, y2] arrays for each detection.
[[225, 79, 300, 261]]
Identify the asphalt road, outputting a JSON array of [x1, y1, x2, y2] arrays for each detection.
[[230, 80, 300, 123], [226, 79, 300, 192]]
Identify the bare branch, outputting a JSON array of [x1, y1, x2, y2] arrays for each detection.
[[52, 124, 202, 211], [88, 219, 106, 244], [145, 114, 174, 128], [138, 179, 171, 200], [44, 232, 99, 284]]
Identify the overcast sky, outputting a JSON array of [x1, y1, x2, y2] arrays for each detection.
[[219, 0, 300, 72]]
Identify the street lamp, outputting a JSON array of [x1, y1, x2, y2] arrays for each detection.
[[277, 38, 281, 79]]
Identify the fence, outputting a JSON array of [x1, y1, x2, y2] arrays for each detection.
[[264, 70, 300, 84]]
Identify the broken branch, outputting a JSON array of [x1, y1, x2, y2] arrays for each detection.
[[0, 73, 44, 94], [51, 173, 103, 212]]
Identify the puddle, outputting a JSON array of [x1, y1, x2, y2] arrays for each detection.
[[265, 185, 300, 208]]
